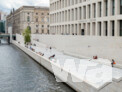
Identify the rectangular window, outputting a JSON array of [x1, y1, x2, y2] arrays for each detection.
[[79, 7, 82, 20], [100, 2, 102, 17], [98, 22, 101, 36], [112, 0, 115, 15], [94, 4, 96, 18], [120, 0, 122, 14], [105, 0, 108, 16], [89, 5, 91, 18], [42, 30, 44, 33], [36, 30, 38, 33], [83, 6, 86, 19], [120, 20, 122, 36], [112, 21, 114, 36], [105, 22, 108, 36], [27, 16, 30, 22], [36, 18, 38, 22], [98, 2, 102, 17]]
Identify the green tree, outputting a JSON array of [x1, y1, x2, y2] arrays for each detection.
[[23, 27, 31, 44]]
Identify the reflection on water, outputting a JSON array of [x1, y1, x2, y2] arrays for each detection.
[[0, 39, 8, 44], [0, 44, 75, 92]]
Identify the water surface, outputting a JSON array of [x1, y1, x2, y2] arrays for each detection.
[[0, 44, 75, 92]]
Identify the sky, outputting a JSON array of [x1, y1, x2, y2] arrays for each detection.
[[0, 0, 49, 13]]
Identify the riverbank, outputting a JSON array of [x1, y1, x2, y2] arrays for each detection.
[[12, 40, 122, 92]]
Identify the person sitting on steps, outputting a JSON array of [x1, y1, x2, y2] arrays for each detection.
[[111, 59, 116, 67], [49, 54, 55, 60], [93, 56, 98, 59]]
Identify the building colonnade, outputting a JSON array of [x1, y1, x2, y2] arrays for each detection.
[[50, 0, 122, 36]]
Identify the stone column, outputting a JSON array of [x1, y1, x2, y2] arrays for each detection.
[[74, 8, 75, 21], [61, 12, 63, 22], [55, 26, 57, 34], [74, 24, 75, 35], [54, 14, 56, 23], [86, 5, 88, 19], [70, 9, 72, 21], [72, 24, 74, 35], [55, 2, 57, 11], [90, 22, 92, 36], [66, 24, 68, 34], [56, 13, 57, 23], [63, 25, 65, 35], [61, 0, 62, 9], [61, 25, 63, 34], [67, 0, 69, 6], [77, 24, 79, 35], [57, 26, 58, 34], [64, 11, 65, 22], [80, 7, 82, 20], [96, 2, 98, 18], [67, 10, 69, 22], [115, 0, 118, 15], [101, 21, 104, 36], [108, 21, 111, 36], [57, 1, 58, 10], [80, 23, 83, 35], [95, 22, 98, 36], [63, 0, 65, 8], [54, 26, 55, 34], [108, 0, 111, 16], [70, 0, 72, 6], [101, 0, 104, 17], [57, 13, 58, 23], [77, 7, 79, 21], [86, 23, 88, 35], [70, 24, 72, 35], [115, 20, 119, 37], [90, 4, 92, 19]]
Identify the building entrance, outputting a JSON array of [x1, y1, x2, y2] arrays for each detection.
[[81, 29, 85, 35]]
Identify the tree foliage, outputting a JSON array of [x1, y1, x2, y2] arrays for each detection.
[[23, 27, 31, 44]]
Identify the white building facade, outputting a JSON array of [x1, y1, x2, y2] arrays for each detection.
[[50, 0, 122, 36], [0, 10, 7, 21]]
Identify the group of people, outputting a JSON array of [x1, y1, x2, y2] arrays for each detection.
[[23, 42, 117, 67], [30, 47, 35, 52], [30, 45, 56, 59], [24, 43, 35, 52], [24, 42, 117, 67], [37, 52, 44, 56], [92, 55, 116, 67], [48, 47, 56, 60]]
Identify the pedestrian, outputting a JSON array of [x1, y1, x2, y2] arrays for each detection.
[[111, 59, 116, 67]]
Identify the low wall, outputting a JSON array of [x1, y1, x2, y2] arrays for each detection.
[[16, 34, 24, 44], [31, 34, 122, 65]]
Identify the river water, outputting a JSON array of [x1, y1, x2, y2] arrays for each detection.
[[0, 44, 75, 92]]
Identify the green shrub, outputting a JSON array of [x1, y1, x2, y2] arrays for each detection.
[[23, 27, 31, 44]]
